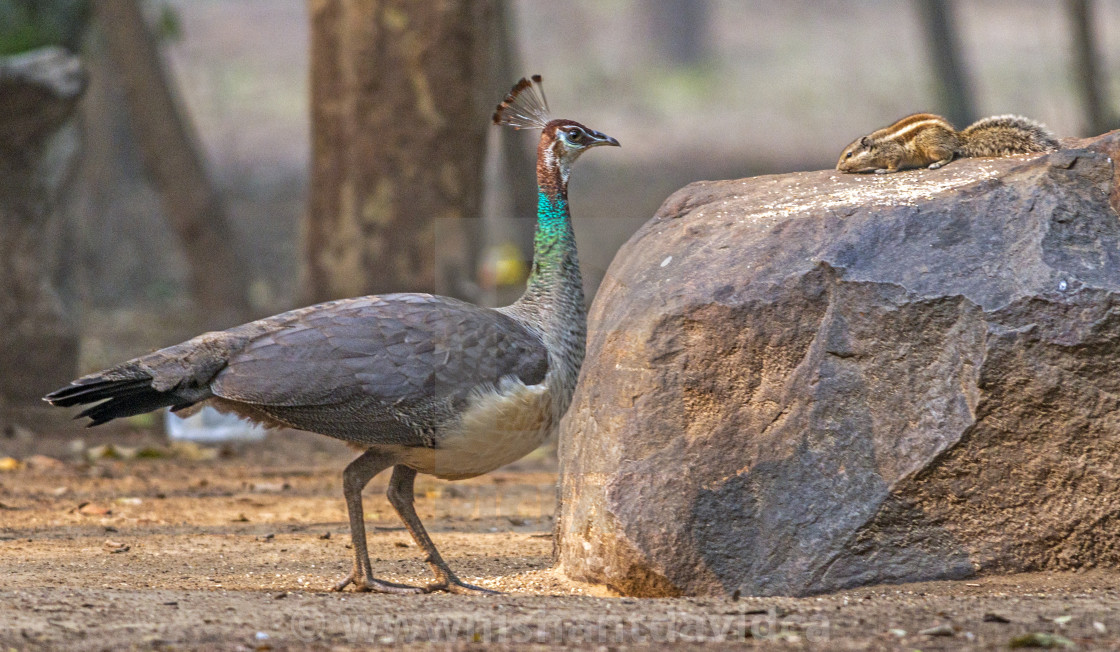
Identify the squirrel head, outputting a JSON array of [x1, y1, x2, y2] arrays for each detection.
[[836, 136, 881, 173]]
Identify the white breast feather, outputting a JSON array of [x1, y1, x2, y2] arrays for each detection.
[[398, 376, 553, 480]]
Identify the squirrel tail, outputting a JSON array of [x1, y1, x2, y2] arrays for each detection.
[[958, 115, 1059, 157]]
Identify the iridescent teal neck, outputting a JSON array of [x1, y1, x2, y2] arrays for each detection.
[[528, 188, 576, 283]]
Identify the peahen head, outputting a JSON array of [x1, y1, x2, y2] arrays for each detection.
[[538, 119, 619, 178], [493, 75, 619, 192]]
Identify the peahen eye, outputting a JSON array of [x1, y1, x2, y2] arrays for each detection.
[[568, 129, 583, 141]]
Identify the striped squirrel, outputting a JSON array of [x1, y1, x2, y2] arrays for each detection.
[[837, 113, 1059, 174]]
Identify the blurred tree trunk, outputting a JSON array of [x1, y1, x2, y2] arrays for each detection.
[[0, 47, 84, 422], [478, 0, 536, 306], [915, 0, 975, 128], [495, 0, 536, 263], [305, 0, 496, 302], [95, 0, 250, 327], [1066, 0, 1113, 135]]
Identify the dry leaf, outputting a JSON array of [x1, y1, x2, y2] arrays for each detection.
[[25, 455, 64, 469], [103, 540, 130, 553], [77, 503, 110, 516]]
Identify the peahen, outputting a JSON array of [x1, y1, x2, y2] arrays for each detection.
[[43, 76, 618, 595]]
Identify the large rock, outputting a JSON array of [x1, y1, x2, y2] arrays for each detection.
[[558, 132, 1120, 597]]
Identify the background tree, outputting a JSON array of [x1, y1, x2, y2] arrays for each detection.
[[1066, 0, 1114, 136], [916, 0, 976, 128], [95, 0, 251, 327], [305, 0, 496, 302], [0, 47, 85, 423], [0, 0, 88, 55]]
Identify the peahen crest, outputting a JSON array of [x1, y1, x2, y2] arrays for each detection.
[[493, 75, 551, 129]]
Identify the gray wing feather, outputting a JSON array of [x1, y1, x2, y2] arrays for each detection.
[[211, 294, 549, 413]]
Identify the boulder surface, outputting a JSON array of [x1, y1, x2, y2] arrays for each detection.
[[558, 133, 1120, 597]]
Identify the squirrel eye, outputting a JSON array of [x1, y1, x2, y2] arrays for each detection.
[[845, 152, 852, 159]]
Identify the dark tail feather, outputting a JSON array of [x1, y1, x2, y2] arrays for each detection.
[[43, 378, 152, 407], [76, 389, 179, 427], [44, 376, 182, 427]]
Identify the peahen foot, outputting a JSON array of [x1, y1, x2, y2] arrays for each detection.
[[332, 569, 426, 594]]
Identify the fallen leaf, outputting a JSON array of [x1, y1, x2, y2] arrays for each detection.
[[0, 457, 22, 472], [170, 441, 219, 461], [135, 447, 169, 459], [103, 540, 130, 553], [86, 444, 117, 460], [77, 502, 110, 516], [983, 612, 1011, 623], [1009, 632, 1075, 649], [25, 455, 64, 469], [919, 624, 955, 636]]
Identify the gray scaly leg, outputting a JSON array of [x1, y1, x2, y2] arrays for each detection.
[[387, 465, 497, 595], [333, 449, 425, 594]]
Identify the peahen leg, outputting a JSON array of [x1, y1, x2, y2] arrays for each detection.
[[387, 465, 497, 595], [333, 449, 425, 594]]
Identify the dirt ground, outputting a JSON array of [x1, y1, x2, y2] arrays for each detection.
[[2, 427, 1119, 651]]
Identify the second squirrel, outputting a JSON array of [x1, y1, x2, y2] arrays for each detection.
[[836, 113, 1059, 174]]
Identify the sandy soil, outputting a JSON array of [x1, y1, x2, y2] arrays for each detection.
[[2, 428, 1120, 651]]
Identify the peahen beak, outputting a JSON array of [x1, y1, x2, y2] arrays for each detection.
[[588, 131, 620, 148]]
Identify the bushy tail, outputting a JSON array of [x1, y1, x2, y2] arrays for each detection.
[[44, 372, 183, 427], [959, 115, 1059, 157]]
